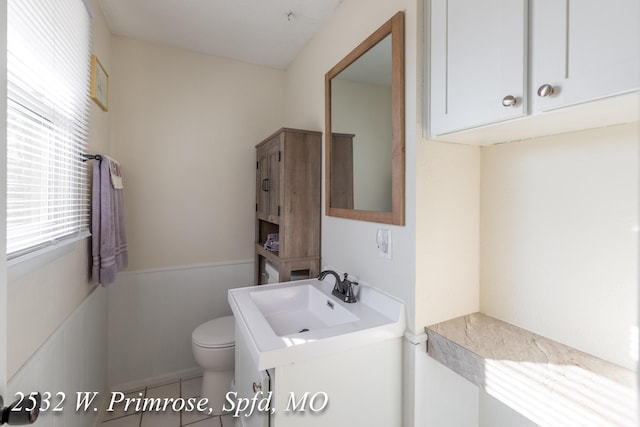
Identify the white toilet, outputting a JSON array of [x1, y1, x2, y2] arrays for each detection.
[[191, 315, 235, 415]]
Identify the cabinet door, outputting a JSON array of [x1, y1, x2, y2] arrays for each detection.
[[235, 323, 270, 427], [429, 0, 527, 136], [531, 0, 639, 112], [266, 143, 280, 221], [256, 148, 270, 220], [256, 140, 281, 222], [329, 134, 354, 210]]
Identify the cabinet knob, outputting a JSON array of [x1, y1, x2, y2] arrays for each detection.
[[501, 95, 518, 107], [536, 84, 555, 97], [252, 382, 262, 393]]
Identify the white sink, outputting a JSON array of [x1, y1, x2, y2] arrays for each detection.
[[249, 284, 359, 336], [228, 273, 406, 370]]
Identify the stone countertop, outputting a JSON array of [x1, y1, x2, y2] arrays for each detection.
[[425, 312, 637, 427]]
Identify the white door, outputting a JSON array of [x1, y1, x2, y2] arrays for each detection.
[[531, 0, 640, 112], [234, 323, 270, 427], [429, 0, 528, 136], [1, 0, 9, 401]]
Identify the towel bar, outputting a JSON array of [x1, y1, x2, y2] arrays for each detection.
[[81, 153, 102, 162]]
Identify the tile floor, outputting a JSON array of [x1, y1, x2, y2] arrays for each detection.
[[99, 376, 234, 427]]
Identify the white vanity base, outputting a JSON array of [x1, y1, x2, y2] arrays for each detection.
[[270, 337, 402, 427]]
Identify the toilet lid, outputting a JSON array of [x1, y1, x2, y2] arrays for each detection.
[[192, 315, 235, 348]]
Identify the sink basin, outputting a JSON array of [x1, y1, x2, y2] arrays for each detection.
[[228, 273, 406, 370], [249, 284, 359, 336]]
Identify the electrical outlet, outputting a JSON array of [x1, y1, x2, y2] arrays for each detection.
[[376, 229, 392, 259]]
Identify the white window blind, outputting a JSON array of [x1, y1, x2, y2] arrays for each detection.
[[7, 0, 92, 259]]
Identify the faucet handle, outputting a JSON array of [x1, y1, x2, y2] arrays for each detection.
[[344, 273, 358, 286], [342, 273, 358, 284], [344, 281, 358, 303]]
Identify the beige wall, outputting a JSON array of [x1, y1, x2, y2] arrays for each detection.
[[6, 0, 113, 378], [481, 122, 639, 370], [416, 123, 638, 425], [285, 0, 420, 332], [415, 140, 481, 328], [110, 38, 285, 270], [415, 123, 638, 426]]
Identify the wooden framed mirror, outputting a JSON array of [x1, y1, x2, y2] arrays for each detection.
[[325, 11, 405, 225]]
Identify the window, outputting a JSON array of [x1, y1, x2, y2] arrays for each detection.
[[6, 0, 92, 259]]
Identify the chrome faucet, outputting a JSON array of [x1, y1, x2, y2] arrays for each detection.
[[317, 270, 359, 303]]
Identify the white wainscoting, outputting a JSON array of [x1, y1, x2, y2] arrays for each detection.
[[7, 285, 108, 427], [107, 260, 254, 389]]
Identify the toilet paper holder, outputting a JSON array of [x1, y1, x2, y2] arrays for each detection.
[[0, 393, 40, 425]]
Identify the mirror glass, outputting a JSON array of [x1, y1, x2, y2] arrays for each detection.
[[331, 35, 392, 212], [325, 12, 404, 225]]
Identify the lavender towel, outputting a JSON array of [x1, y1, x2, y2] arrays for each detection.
[[264, 233, 279, 252], [92, 156, 128, 286]]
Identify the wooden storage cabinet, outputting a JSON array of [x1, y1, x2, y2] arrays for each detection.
[[254, 128, 322, 285]]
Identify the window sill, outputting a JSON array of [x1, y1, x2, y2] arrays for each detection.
[[7, 231, 91, 282]]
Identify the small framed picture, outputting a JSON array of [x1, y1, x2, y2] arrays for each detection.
[[90, 54, 109, 111]]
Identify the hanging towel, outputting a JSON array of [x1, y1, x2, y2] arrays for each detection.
[[92, 155, 128, 286], [108, 156, 123, 189]]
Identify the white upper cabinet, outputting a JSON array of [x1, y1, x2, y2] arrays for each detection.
[[428, 0, 640, 142], [531, 0, 639, 112], [429, 0, 528, 136]]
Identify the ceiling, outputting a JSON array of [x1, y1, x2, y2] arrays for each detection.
[[97, 0, 343, 69]]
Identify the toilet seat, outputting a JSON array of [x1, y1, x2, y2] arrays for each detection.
[[192, 315, 235, 349]]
